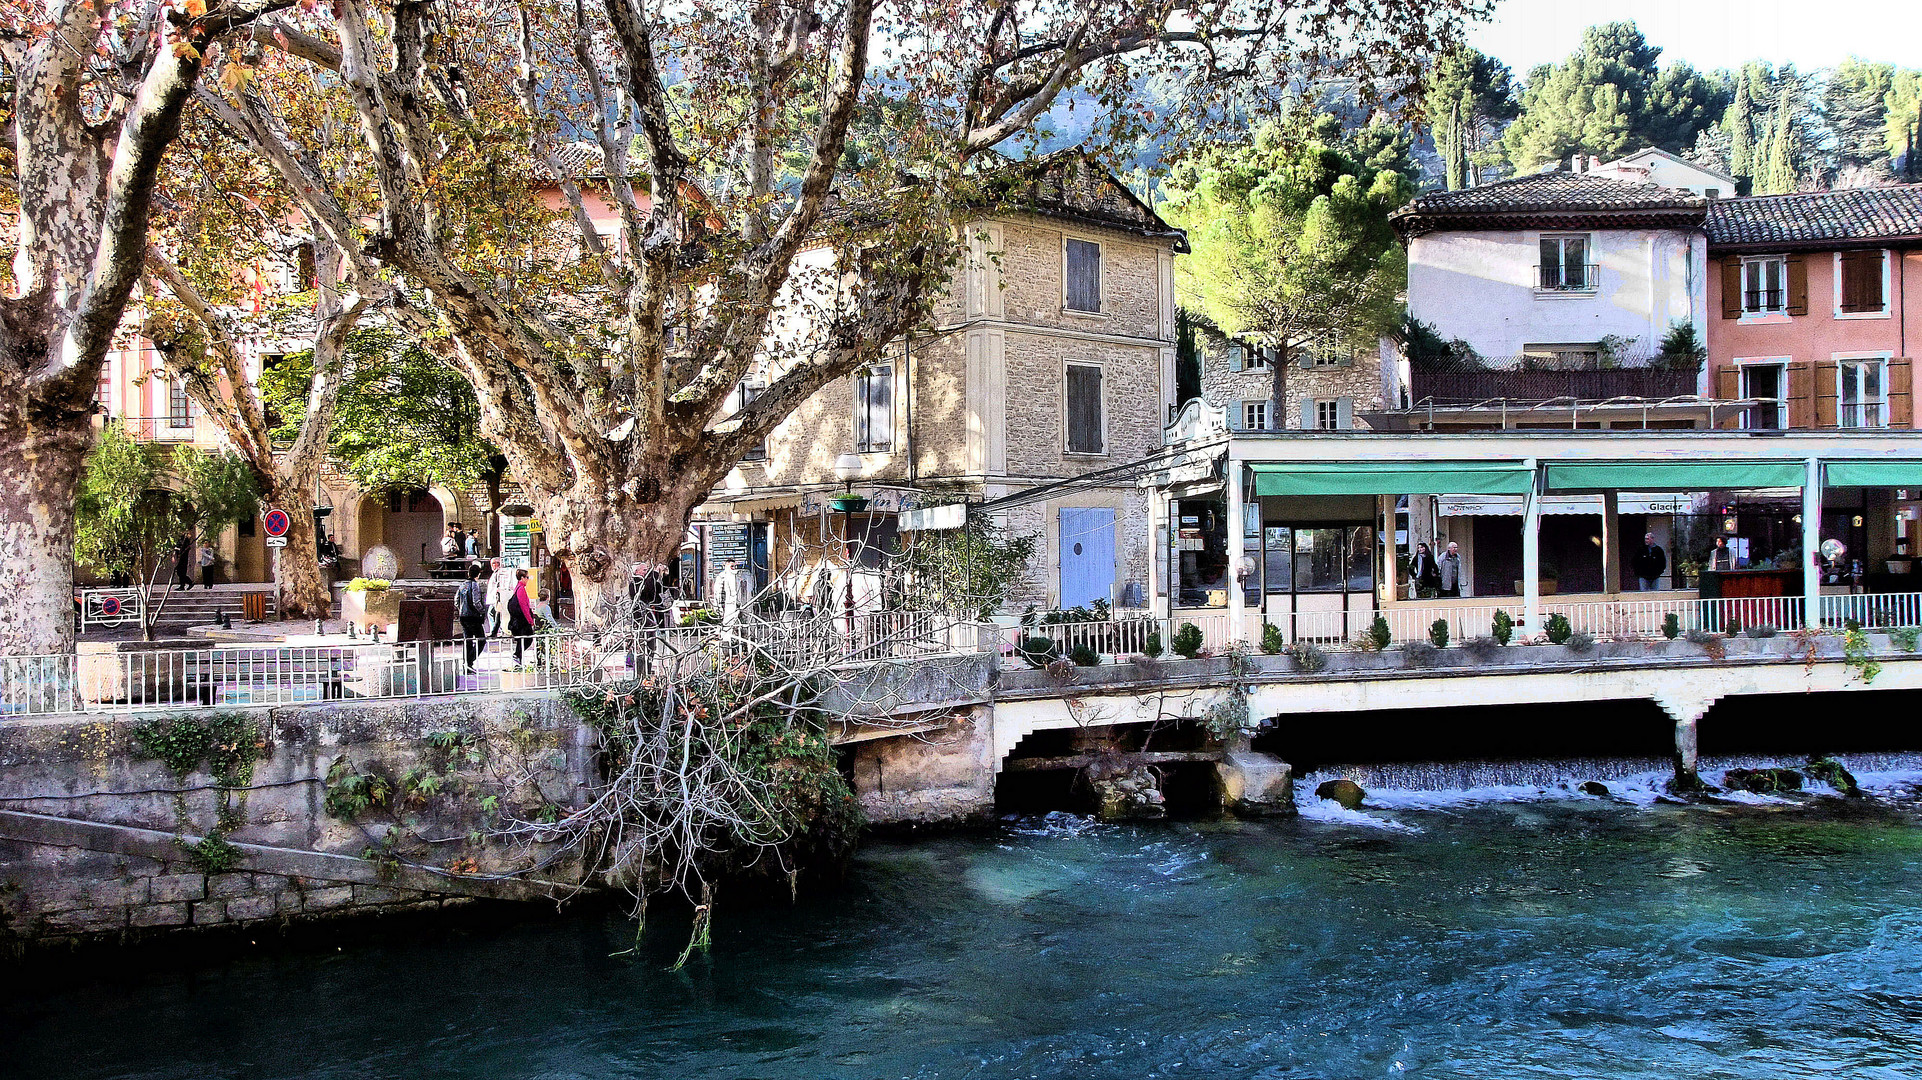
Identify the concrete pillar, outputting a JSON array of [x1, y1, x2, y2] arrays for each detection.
[[1521, 458, 1541, 630], [1227, 463, 1247, 643], [1803, 457, 1822, 629], [1674, 717, 1700, 788], [1601, 491, 1622, 594]]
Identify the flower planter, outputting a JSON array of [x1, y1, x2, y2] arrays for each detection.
[[498, 669, 545, 691], [342, 587, 403, 633], [829, 495, 870, 513]]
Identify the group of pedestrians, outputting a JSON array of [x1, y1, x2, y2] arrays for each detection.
[[1409, 541, 1464, 598], [455, 559, 540, 671], [170, 533, 219, 590], [441, 523, 482, 564]]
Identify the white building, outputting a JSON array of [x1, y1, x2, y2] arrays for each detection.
[[1589, 148, 1737, 200]]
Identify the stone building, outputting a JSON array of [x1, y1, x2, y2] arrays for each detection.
[[1190, 321, 1384, 432], [695, 155, 1188, 613]]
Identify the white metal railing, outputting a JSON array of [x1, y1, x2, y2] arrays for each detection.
[[2, 613, 988, 720], [999, 612, 1237, 659]]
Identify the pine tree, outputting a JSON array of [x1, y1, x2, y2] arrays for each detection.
[[1826, 58, 1895, 183], [1424, 46, 1517, 188], [1501, 21, 1726, 172]]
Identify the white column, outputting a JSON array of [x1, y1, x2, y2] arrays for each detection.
[[1522, 458, 1542, 631], [1227, 463, 1246, 642], [1803, 456, 1822, 629]]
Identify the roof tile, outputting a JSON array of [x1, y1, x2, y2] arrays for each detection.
[[1705, 185, 1922, 247]]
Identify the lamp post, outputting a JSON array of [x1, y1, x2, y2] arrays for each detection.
[[834, 453, 862, 638]]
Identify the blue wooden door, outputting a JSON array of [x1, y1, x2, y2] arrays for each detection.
[[1059, 508, 1116, 609]]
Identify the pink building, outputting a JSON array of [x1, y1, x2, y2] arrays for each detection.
[[1707, 186, 1922, 430]]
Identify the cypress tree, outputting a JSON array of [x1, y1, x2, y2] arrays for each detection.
[[1726, 74, 1753, 183], [1758, 83, 1798, 194], [1445, 99, 1468, 190]]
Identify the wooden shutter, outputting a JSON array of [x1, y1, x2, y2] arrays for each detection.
[[1721, 258, 1742, 319], [1335, 397, 1353, 429], [1298, 395, 1314, 430], [1787, 360, 1815, 428], [1839, 252, 1865, 312], [1066, 364, 1103, 453], [1714, 365, 1742, 429], [1890, 358, 1913, 428], [1228, 344, 1242, 372], [1813, 363, 1838, 428], [1786, 254, 1809, 316], [1065, 239, 1100, 313]]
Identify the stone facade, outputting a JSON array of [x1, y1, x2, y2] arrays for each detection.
[[703, 157, 1185, 612], [1193, 324, 1383, 431]]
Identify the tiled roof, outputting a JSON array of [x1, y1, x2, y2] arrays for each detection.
[[1706, 185, 1922, 248], [1405, 171, 1706, 213]]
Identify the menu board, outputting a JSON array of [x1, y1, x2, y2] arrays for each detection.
[[502, 523, 533, 569], [706, 524, 749, 565]]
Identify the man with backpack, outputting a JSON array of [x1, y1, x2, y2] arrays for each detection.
[[456, 563, 489, 670]]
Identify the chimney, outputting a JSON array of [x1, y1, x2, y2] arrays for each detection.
[[1590, 154, 1604, 172]]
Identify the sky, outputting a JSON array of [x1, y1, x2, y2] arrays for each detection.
[[1466, 0, 1922, 75]]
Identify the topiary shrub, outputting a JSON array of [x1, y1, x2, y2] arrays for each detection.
[[1259, 621, 1285, 655], [1068, 643, 1101, 667], [1364, 615, 1391, 652], [1491, 610, 1514, 646], [1565, 631, 1595, 653], [1428, 619, 1450, 649], [1662, 612, 1681, 640], [1544, 613, 1572, 645], [1725, 617, 1742, 638], [1017, 635, 1060, 669], [1143, 630, 1164, 658], [1171, 622, 1204, 659]]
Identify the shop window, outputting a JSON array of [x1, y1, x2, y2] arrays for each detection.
[[1170, 498, 1228, 607]]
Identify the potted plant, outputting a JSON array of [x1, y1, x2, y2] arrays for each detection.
[[829, 493, 870, 513], [498, 663, 545, 691], [1513, 560, 1559, 596], [342, 577, 403, 632]]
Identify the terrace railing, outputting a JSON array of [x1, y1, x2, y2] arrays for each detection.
[[1408, 367, 1700, 407]]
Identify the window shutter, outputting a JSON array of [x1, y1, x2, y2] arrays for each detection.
[[1298, 348, 1314, 370], [1338, 346, 1355, 368], [1839, 252, 1863, 312], [1229, 345, 1242, 372], [1714, 365, 1741, 427], [853, 373, 869, 450], [1787, 361, 1815, 428], [1298, 396, 1313, 430], [1721, 259, 1742, 319], [1066, 364, 1103, 453], [1890, 358, 1913, 428], [1813, 363, 1838, 428], [1786, 254, 1809, 316], [1336, 397, 1353, 429], [1065, 239, 1101, 313]]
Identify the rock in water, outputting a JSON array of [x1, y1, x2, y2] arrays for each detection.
[[1315, 778, 1366, 810], [1804, 756, 1862, 797], [1722, 767, 1805, 794], [1580, 781, 1610, 797]]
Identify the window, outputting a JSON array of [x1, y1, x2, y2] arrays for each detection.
[[1314, 399, 1340, 430], [1742, 256, 1787, 315], [1537, 235, 1592, 291], [1740, 363, 1787, 430], [853, 363, 893, 453], [94, 374, 110, 412], [1064, 238, 1101, 313], [1704, 188, 1721, 199], [1241, 400, 1269, 431], [1065, 362, 1104, 454], [168, 381, 191, 428], [1228, 343, 1270, 371], [1839, 358, 1887, 429], [737, 382, 765, 461], [1838, 250, 1887, 314]]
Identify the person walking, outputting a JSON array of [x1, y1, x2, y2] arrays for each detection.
[[1410, 542, 1442, 598], [197, 540, 218, 589], [713, 560, 751, 625], [1631, 532, 1668, 591], [1437, 541, 1464, 598], [507, 568, 538, 665], [484, 557, 511, 637], [172, 533, 195, 590], [455, 563, 489, 670], [629, 562, 665, 628]]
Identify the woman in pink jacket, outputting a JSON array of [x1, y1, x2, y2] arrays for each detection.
[[507, 569, 539, 665]]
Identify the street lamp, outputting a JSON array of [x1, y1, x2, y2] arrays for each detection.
[[833, 453, 863, 636]]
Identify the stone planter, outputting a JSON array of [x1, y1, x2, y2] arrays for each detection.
[[342, 587, 404, 633], [499, 668, 546, 691]]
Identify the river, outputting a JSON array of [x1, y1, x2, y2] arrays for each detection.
[[8, 759, 1922, 1079]]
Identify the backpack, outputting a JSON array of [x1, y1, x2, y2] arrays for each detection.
[[456, 580, 482, 618]]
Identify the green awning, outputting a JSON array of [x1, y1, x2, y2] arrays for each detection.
[[1825, 459, 1922, 488], [1543, 460, 1807, 492], [1247, 461, 1534, 497]]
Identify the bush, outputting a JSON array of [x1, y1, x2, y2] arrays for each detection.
[[1565, 631, 1595, 653], [345, 577, 391, 592], [1068, 643, 1101, 667], [1491, 610, 1514, 646], [1260, 621, 1286, 655], [1725, 617, 1742, 638], [1289, 641, 1328, 673], [1844, 617, 1863, 633], [1662, 612, 1681, 640], [1016, 636, 1060, 669], [1143, 630, 1163, 658], [1891, 627, 1921, 652], [1428, 619, 1451, 649], [1544, 613, 1572, 645], [1403, 640, 1438, 668], [1683, 628, 1714, 645], [1171, 622, 1204, 659], [1365, 615, 1391, 651], [1744, 624, 1777, 639], [1462, 636, 1501, 660]]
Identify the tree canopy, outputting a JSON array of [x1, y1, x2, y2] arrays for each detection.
[[1424, 46, 1517, 190], [1500, 22, 1725, 172]]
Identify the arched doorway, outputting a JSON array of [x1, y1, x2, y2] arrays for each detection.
[[357, 486, 446, 579]]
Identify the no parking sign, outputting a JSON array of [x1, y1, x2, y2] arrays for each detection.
[[264, 507, 290, 548]]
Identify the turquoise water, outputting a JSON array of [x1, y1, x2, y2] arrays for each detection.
[[9, 791, 1922, 1079]]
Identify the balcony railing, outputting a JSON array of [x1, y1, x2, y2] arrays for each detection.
[[109, 416, 199, 442], [1534, 262, 1600, 292], [1408, 368, 1701, 407]]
